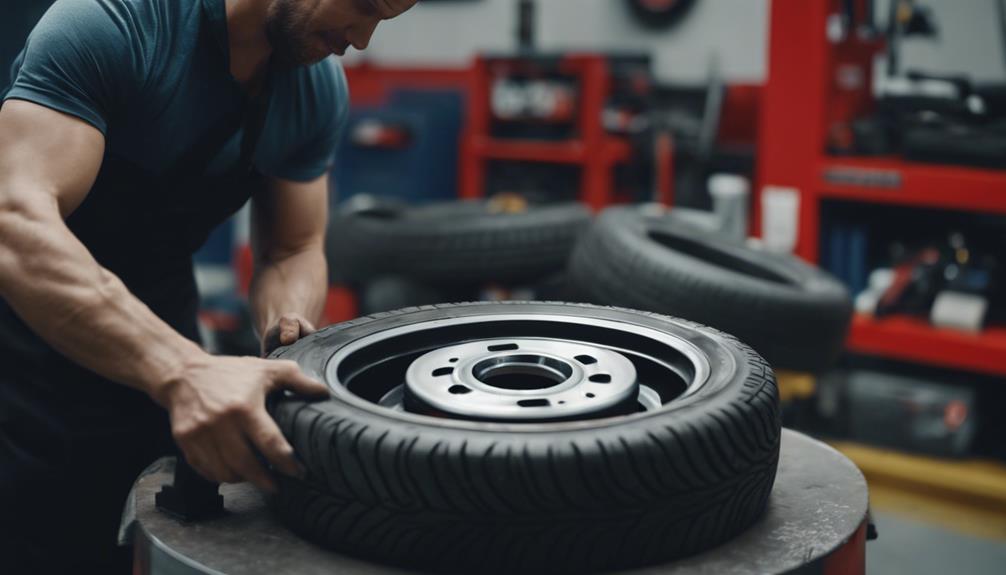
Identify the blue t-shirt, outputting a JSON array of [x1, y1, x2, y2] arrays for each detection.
[[3, 0, 349, 182]]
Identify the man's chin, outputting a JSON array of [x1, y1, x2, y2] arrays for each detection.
[[308, 46, 336, 63], [270, 47, 321, 69], [294, 43, 336, 66]]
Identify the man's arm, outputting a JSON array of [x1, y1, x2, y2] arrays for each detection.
[[0, 100, 327, 491], [249, 175, 329, 355]]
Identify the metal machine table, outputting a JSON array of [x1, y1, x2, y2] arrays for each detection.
[[126, 429, 869, 574]]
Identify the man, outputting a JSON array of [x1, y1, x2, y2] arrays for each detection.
[[0, 0, 417, 571]]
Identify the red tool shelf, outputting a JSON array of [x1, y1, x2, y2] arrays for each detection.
[[470, 137, 632, 165], [818, 157, 1006, 214], [461, 54, 651, 211], [848, 314, 1006, 377], [760, 0, 1006, 374]]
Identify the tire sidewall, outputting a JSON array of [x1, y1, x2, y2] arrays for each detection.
[[271, 302, 762, 443], [598, 207, 845, 309], [571, 207, 852, 371]]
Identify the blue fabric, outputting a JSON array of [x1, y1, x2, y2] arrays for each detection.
[[3, 0, 348, 182]]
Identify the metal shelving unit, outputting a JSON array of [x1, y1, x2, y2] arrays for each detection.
[[759, 0, 1006, 374]]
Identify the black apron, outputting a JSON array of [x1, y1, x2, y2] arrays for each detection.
[[0, 0, 274, 570]]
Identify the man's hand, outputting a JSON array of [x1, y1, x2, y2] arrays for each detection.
[[261, 312, 317, 357], [159, 354, 329, 492]]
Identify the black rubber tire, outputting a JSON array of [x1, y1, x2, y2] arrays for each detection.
[[568, 207, 852, 372], [269, 301, 780, 574], [624, 0, 697, 30], [327, 199, 592, 287], [326, 195, 408, 286]]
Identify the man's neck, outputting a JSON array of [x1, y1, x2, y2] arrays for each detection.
[[225, 0, 273, 86]]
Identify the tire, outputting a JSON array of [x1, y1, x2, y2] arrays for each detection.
[[326, 198, 592, 287], [269, 301, 780, 574], [625, 0, 697, 30], [568, 207, 852, 372], [638, 203, 723, 236], [326, 195, 408, 286]]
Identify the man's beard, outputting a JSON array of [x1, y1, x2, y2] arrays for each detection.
[[265, 0, 321, 68]]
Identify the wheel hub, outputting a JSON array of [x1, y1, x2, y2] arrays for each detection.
[[403, 338, 639, 421]]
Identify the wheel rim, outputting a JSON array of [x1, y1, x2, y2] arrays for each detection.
[[326, 313, 712, 423], [403, 339, 639, 421]]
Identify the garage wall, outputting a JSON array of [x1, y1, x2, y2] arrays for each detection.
[[348, 0, 1006, 85], [876, 0, 1006, 83], [4, 1, 1004, 87], [344, 0, 769, 83]]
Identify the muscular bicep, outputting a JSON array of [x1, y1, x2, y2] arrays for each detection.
[[251, 175, 329, 261], [0, 99, 105, 217]]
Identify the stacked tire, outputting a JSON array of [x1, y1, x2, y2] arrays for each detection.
[[568, 206, 853, 372], [327, 196, 592, 313]]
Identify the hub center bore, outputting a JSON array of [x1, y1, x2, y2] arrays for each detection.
[[472, 354, 573, 390], [403, 338, 639, 422]]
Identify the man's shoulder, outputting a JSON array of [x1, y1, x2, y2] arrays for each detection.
[[102, 0, 203, 50], [260, 58, 349, 181], [28, 0, 201, 69], [5, 0, 201, 133], [95, 0, 202, 23], [40, 0, 196, 37], [298, 57, 350, 105], [281, 57, 349, 129]]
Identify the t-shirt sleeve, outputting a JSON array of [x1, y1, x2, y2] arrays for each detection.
[[3, 0, 144, 135], [272, 58, 350, 182]]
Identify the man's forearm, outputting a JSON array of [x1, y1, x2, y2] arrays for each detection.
[[0, 100, 331, 490], [0, 191, 207, 404], [249, 246, 327, 337]]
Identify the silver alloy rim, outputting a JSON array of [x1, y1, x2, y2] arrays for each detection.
[[327, 313, 713, 423], [404, 339, 638, 421]]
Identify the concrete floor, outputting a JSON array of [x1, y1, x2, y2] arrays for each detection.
[[868, 510, 1006, 574]]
